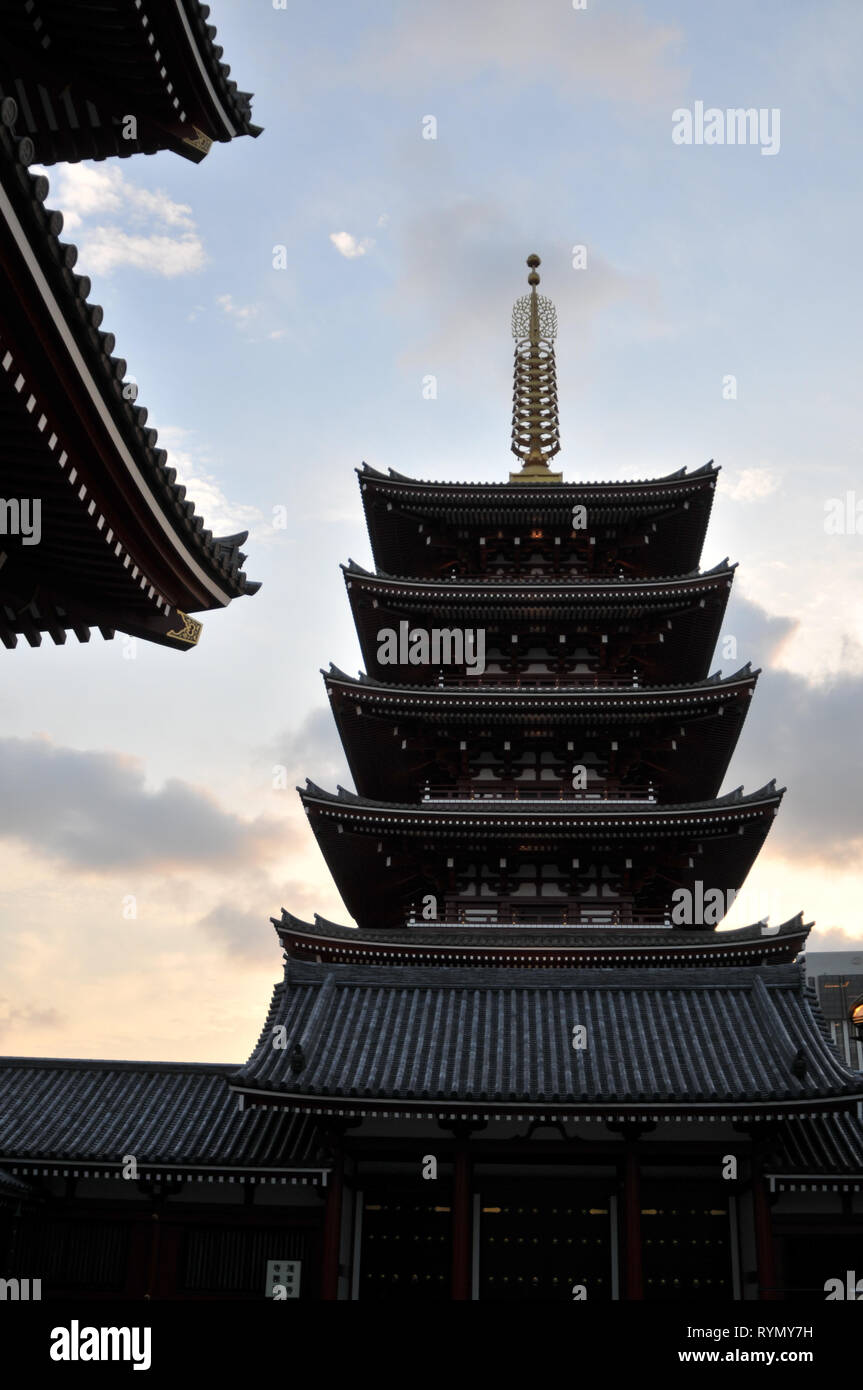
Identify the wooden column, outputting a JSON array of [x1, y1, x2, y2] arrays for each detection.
[[623, 1145, 643, 1300], [752, 1167, 778, 1300], [124, 1217, 152, 1298], [152, 1220, 180, 1299], [451, 1143, 471, 1301], [143, 1208, 162, 1300], [321, 1151, 344, 1301]]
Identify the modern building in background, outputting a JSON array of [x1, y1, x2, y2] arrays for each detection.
[[803, 953, 863, 1071], [0, 0, 260, 650], [1, 259, 861, 1301]]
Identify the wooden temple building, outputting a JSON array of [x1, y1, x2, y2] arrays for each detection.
[[0, 0, 260, 651], [1, 257, 862, 1301]]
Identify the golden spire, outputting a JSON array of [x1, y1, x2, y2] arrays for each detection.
[[508, 253, 563, 484]]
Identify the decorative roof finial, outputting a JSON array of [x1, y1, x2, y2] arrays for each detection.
[[509, 254, 562, 484]]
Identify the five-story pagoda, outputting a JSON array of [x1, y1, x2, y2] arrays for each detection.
[[231, 257, 863, 1302], [304, 256, 780, 936]]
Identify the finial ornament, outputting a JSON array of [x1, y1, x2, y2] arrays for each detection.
[[509, 254, 562, 483]]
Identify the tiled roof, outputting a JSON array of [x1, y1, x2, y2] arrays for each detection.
[[0, 1058, 322, 1173], [359, 461, 719, 493], [301, 778, 784, 820], [274, 909, 809, 956], [325, 662, 758, 698], [767, 1113, 863, 1178], [231, 960, 863, 1117], [0, 0, 261, 166], [358, 462, 719, 579], [0, 122, 259, 601], [342, 557, 735, 589], [176, 0, 262, 137]]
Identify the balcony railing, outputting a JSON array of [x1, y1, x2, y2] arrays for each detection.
[[437, 672, 648, 689], [406, 901, 671, 928], [420, 783, 656, 803]]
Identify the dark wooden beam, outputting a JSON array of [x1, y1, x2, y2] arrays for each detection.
[[450, 1143, 471, 1301], [321, 1150, 344, 1301], [752, 1163, 779, 1301], [623, 1145, 643, 1300]]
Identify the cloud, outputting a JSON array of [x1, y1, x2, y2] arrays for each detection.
[[0, 738, 285, 873], [722, 468, 781, 502], [738, 665, 863, 864], [195, 903, 276, 965], [156, 427, 272, 541], [76, 228, 206, 276], [806, 927, 863, 953], [0, 998, 65, 1044], [344, 0, 685, 106], [390, 198, 665, 371], [716, 592, 798, 669], [330, 231, 374, 259], [41, 163, 205, 276], [217, 293, 260, 325], [46, 164, 196, 232], [717, 596, 863, 865], [266, 706, 354, 794], [198, 881, 325, 964], [216, 296, 286, 343]]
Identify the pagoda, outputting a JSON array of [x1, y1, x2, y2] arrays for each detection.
[[229, 256, 863, 1301], [298, 258, 780, 935], [2, 257, 862, 1305]]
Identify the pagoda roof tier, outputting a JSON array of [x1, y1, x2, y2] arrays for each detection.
[[0, 1057, 326, 1184], [0, 124, 258, 649], [299, 781, 783, 930], [0, 0, 261, 166], [324, 664, 756, 804], [359, 461, 718, 579], [274, 907, 810, 969], [344, 560, 734, 685], [230, 959, 862, 1120], [345, 556, 733, 593]]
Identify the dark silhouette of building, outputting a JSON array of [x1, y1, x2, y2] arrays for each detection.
[[0, 0, 260, 650]]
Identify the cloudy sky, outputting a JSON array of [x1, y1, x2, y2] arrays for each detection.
[[2, 0, 863, 1061]]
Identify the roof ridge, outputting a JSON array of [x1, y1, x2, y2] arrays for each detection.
[[275, 908, 810, 943], [323, 667, 758, 696], [342, 562, 735, 587], [356, 461, 720, 490], [0, 1056, 239, 1072], [300, 782, 783, 814]]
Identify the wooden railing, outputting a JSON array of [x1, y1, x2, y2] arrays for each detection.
[[438, 672, 648, 689], [420, 783, 656, 803], [406, 901, 670, 928]]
